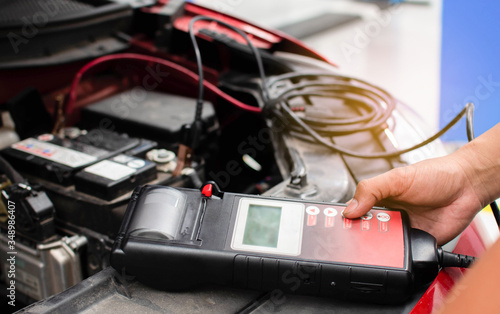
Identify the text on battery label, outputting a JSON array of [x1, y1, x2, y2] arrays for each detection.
[[12, 138, 97, 168], [83, 160, 137, 181]]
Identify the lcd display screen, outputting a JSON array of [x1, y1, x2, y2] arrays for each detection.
[[242, 204, 282, 248]]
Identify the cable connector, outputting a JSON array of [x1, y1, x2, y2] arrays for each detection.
[[182, 120, 204, 151], [438, 248, 476, 268], [172, 122, 203, 177], [410, 228, 477, 286]]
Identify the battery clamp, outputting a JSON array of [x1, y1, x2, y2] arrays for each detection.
[[1, 182, 56, 243], [111, 183, 475, 304]]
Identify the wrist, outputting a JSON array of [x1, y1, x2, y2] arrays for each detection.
[[454, 139, 500, 206]]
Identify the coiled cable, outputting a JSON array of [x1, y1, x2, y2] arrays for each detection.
[[267, 72, 472, 159]]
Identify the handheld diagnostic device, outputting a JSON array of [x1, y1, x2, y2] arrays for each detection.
[[111, 183, 475, 304]]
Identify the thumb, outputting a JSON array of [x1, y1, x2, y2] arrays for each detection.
[[343, 169, 404, 218]]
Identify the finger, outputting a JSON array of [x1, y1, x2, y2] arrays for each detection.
[[343, 168, 407, 218], [376, 199, 405, 210]]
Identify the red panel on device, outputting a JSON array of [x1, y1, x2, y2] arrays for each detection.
[[301, 207, 405, 269]]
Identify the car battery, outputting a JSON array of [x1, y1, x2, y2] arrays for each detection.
[[74, 154, 157, 201], [1, 130, 142, 186], [0, 130, 164, 237]]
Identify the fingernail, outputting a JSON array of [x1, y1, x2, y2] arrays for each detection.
[[342, 198, 358, 217]]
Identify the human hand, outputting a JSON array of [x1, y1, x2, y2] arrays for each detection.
[[342, 149, 485, 245]]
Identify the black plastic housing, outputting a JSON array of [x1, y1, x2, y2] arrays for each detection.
[[410, 228, 440, 287], [0, 0, 132, 68], [111, 185, 418, 304], [0, 183, 55, 242], [80, 90, 218, 146]]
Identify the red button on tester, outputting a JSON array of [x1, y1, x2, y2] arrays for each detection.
[[202, 184, 213, 197]]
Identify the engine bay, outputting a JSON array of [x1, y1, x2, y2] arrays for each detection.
[[0, 0, 469, 311]]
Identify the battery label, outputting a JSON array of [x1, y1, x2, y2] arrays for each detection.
[[12, 138, 97, 168], [83, 160, 136, 181]]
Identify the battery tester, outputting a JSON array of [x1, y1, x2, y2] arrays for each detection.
[[111, 183, 476, 303]]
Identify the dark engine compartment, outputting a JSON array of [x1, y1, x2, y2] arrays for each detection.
[[0, 0, 450, 311]]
